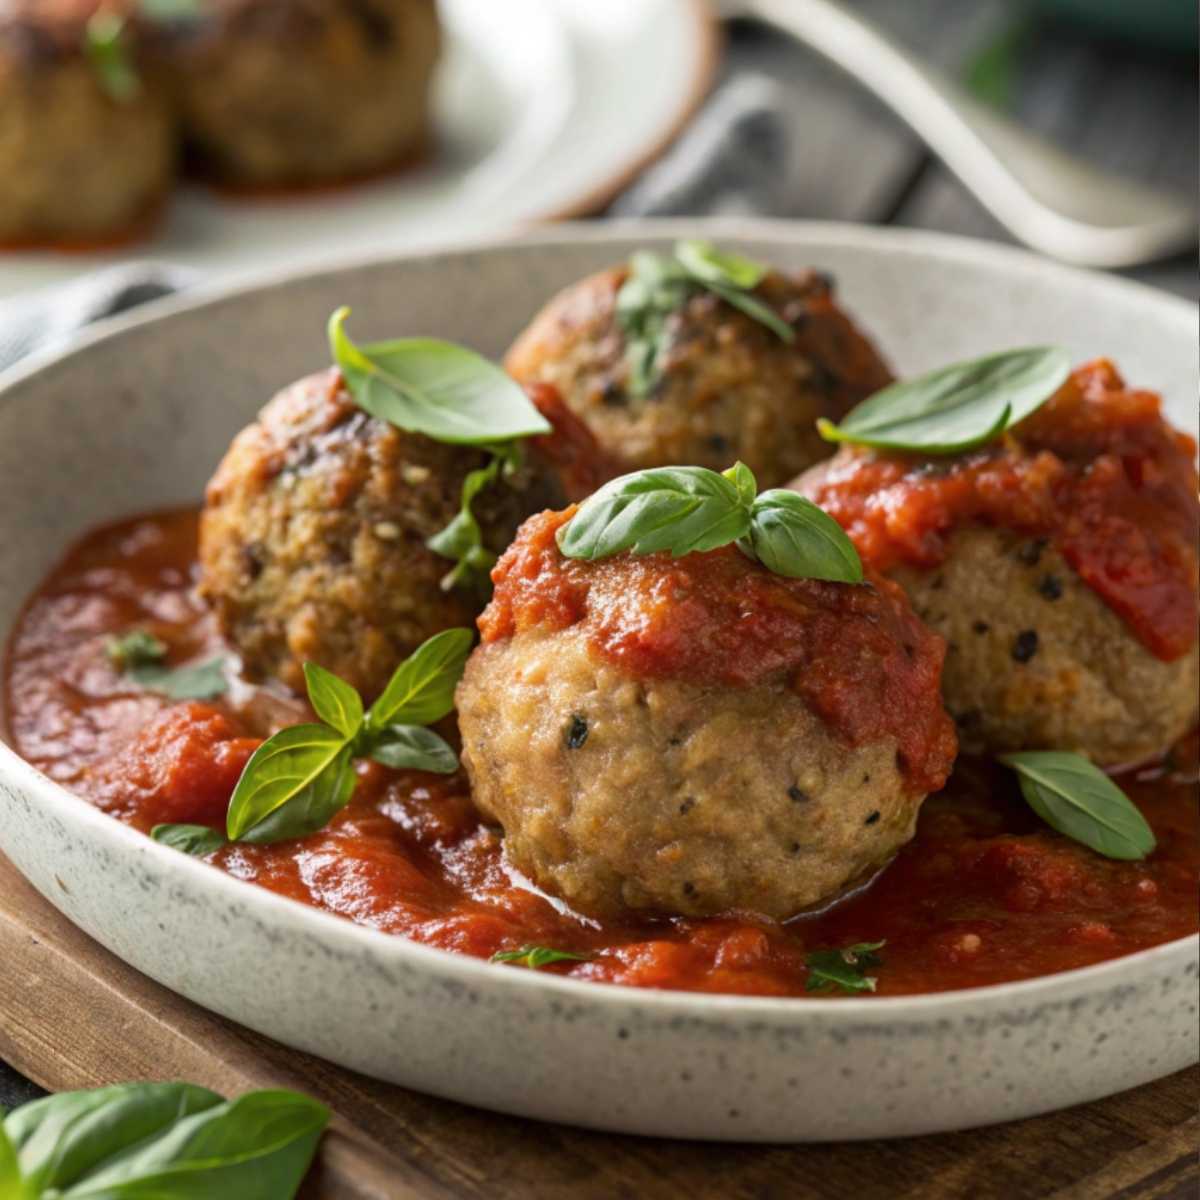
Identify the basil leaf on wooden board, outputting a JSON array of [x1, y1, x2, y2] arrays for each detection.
[[4, 1082, 222, 1195], [327, 308, 551, 446], [556, 466, 751, 560], [804, 941, 885, 994], [83, 12, 141, 102], [226, 724, 352, 842], [491, 945, 592, 969], [818, 346, 1071, 455], [748, 490, 863, 584], [302, 662, 364, 740], [105, 629, 166, 669], [126, 657, 230, 701], [0, 1120, 22, 1200], [1000, 751, 1157, 860], [151, 824, 228, 857], [367, 628, 474, 731], [369, 725, 459, 774], [5, 1084, 328, 1199]]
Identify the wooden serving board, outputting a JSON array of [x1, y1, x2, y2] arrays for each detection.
[[0, 852, 1195, 1200]]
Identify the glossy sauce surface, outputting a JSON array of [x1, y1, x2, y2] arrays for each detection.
[[799, 360, 1200, 661], [4, 510, 1197, 997]]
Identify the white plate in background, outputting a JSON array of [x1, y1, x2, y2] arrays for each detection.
[[0, 0, 717, 300]]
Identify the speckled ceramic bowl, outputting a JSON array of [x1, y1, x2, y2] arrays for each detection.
[[0, 222, 1196, 1141]]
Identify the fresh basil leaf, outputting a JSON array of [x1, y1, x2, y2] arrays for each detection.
[[491, 945, 591, 970], [82, 11, 141, 102], [226, 724, 352, 842], [722, 460, 758, 508], [151, 824, 228, 857], [1000, 751, 1157, 861], [126, 656, 229, 701], [5, 1082, 222, 1195], [366, 628, 474, 731], [426, 454, 503, 592], [804, 940, 885, 994], [748, 490, 863, 583], [703, 280, 796, 343], [328, 308, 551, 446], [818, 346, 1071, 455], [557, 466, 751, 560], [369, 725, 459, 774], [302, 662, 364, 740], [674, 239, 767, 290], [11, 1087, 328, 1199], [105, 630, 167, 669], [0, 1119, 23, 1200]]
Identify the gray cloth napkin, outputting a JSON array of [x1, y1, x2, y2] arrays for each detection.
[[0, 66, 794, 374]]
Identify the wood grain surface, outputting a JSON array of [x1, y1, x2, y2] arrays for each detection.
[[1, 852, 1196, 1200]]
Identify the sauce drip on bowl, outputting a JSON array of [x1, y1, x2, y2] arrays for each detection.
[[4, 510, 1197, 998]]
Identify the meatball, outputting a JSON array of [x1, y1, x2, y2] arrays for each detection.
[[0, 1, 174, 244], [456, 508, 957, 920], [198, 370, 598, 700], [795, 360, 1200, 763], [504, 264, 893, 487], [171, 0, 440, 188]]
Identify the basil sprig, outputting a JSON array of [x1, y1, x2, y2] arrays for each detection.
[[616, 240, 794, 396], [557, 462, 863, 584], [1001, 751, 1157, 861], [152, 629, 472, 852], [83, 0, 204, 102], [329, 308, 549, 591], [491, 945, 592, 970], [106, 629, 229, 701], [818, 346, 1070, 455], [1, 1081, 326, 1199], [805, 940, 885, 994]]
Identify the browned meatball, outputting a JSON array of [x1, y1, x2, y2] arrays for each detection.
[[505, 265, 893, 488], [198, 370, 595, 700], [794, 360, 1200, 764], [171, 0, 440, 188], [457, 508, 957, 920], [0, 1, 174, 244]]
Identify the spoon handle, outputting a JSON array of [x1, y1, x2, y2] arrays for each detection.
[[735, 0, 1196, 266]]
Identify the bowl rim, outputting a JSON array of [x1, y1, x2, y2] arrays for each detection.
[[1, 216, 1196, 1023]]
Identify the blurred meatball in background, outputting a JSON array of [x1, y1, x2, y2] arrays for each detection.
[[0, 0, 174, 245], [505, 264, 892, 488], [171, 0, 441, 188]]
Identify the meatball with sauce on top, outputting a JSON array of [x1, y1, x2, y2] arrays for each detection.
[[505, 246, 893, 487], [199, 367, 606, 702], [795, 359, 1200, 765], [456, 506, 957, 920]]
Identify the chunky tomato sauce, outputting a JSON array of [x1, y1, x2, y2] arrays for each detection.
[[799, 361, 1200, 661], [4, 511, 1197, 997], [481, 508, 957, 796]]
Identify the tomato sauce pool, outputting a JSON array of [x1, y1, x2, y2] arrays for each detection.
[[4, 510, 1197, 998]]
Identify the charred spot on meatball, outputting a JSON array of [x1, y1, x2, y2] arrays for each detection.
[[504, 262, 893, 487], [455, 507, 956, 920], [198, 369, 597, 700]]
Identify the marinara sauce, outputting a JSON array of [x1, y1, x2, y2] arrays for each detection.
[[799, 360, 1199, 661], [4, 510, 1197, 998]]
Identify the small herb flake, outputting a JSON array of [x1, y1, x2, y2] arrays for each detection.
[[105, 629, 167, 669], [804, 940, 885, 994], [491, 945, 592, 970]]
